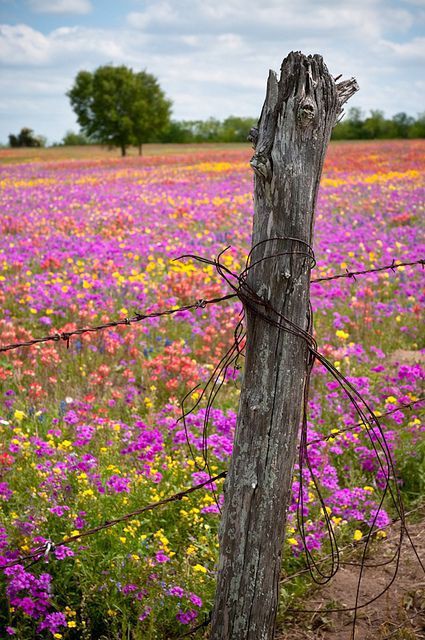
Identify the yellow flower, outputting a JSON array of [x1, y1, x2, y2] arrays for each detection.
[[67, 621, 77, 628], [353, 530, 363, 541], [287, 538, 299, 546], [14, 410, 26, 422], [193, 564, 208, 574], [53, 635, 63, 639], [336, 329, 349, 340]]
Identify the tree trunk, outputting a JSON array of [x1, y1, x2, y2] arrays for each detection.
[[138, 143, 143, 156], [121, 144, 126, 157], [210, 52, 358, 640]]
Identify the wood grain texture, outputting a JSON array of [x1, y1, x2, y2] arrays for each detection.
[[210, 52, 358, 640]]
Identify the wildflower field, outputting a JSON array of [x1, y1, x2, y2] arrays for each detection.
[[0, 140, 424, 639]]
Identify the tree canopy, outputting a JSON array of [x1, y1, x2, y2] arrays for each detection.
[[9, 127, 46, 148], [67, 65, 172, 156]]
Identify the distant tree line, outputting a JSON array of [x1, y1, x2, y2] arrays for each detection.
[[332, 108, 425, 140], [61, 116, 257, 146], [8, 108, 425, 151], [62, 110, 424, 146], [159, 117, 258, 143]]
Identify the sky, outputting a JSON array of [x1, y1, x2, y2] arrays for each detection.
[[0, 0, 424, 144]]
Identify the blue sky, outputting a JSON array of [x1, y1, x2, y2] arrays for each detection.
[[0, 0, 424, 144]]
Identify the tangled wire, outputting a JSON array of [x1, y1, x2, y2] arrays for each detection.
[[177, 240, 424, 638]]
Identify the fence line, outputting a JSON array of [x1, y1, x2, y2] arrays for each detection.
[[179, 503, 425, 639], [311, 257, 424, 283], [1, 250, 424, 635], [306, 398, 424, 447], [1, 471, 227, 570], [0, 257, 423, 355], [2, 396, 422, 572]]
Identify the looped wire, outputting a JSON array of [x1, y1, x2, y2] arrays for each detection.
[[177, 241, 422, 639]]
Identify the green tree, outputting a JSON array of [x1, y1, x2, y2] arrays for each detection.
[[67, 65, 171, 157], [221, 116, 257, 142], [8, 127, 45, 148], [409, 112, 425, 138], [62, 130, 91, 145], [131, 71, 172, 155], [391, 112, 414, 138]]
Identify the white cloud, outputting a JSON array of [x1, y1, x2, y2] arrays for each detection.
[[0, 24, 50, 64], [0, 23, 128, 66], [0, 0, 423, 142], [28, 0, 92, 14], [126, 0, 413, 41], [379, 36, 425, 60]]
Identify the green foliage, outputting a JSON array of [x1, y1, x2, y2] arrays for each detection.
[[333, 108, 424, 140], [8, 127, 46, 148], [160, 116, 257, 143], [67, 65, 172, 156], [61, 130, 91, 146]]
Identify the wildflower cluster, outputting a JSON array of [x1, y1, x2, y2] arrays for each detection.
[[0, 141, 423, 638]]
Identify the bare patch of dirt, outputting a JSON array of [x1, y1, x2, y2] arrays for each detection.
[[277, 520, 425, 640], [389, 350, 425, 366]]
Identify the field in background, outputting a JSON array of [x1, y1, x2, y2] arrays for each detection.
[[0, 140, 424, 639], [0, 143, 250, 165]]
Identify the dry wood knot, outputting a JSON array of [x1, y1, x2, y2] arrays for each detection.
[[250, 153, 272, 181], [297, 99, 316, 128], [247, 126, 259, 148]]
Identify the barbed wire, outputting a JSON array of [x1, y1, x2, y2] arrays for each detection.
[[1, 471, 227, 570], [2, 396, 421, 573], [0, 257, 422, 355], [311, 257, 424, 283], [1, 250, 424, 639], [177, 503, 425, 638], [280, 503, 424, 585], [306, 397, 424, 447], [175, 242, 423, 640], [1, 396, 421, 573]]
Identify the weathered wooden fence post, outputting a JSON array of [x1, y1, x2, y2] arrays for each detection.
[[210, 52, 358, 640]]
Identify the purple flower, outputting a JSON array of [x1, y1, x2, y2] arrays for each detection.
[[38, 611, 67, 634], [0, 482, 13, 500], [63, 410, 79, 425], [49, 505, 70, 517], [138, 606, 152, 622], [176, 609, 197, 624], [189, 593, 202, 607], [106, 474, 131, 493], [169, 586, 185, 597], [155, 552, 170, 564], [54, 545, 74, 560]]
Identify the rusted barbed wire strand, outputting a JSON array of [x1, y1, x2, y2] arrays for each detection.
[[306, 397, 424, 447], [1, 471, 227, 570], [0, 257, 423, 355], [178, 504, 425, 639], [1, 398, 419, 573], [0, 294, 237, 354], [176, 242, 423, 640], [311, 257, 424, 283], [281, 503, 425, 585]]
